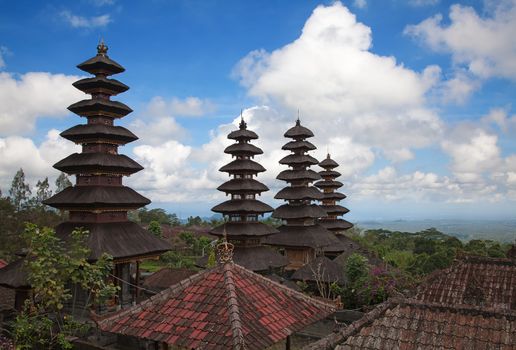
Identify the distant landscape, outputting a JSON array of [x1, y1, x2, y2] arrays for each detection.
[[356, 219, 516, 243]]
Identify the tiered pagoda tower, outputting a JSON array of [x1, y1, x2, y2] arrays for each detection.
[[43, 42, 170, 307], [206, 118, 287, 273], [316, 154, 353, 235], [265, 120, 344, 270]]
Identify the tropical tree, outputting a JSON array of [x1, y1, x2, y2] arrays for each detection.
[[9, 168, 31, 211], [55, 172, 72, 194], [11, 224, 117, 349]]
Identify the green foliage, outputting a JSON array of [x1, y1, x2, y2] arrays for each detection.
[[137, 207, 180, 226], [148, 220, 163, 238], [12, 223, 117, 349], [9, 168, 31, 211], [160, 251, 195, 268], [345, 253, 369, 284], [186, 215, 203, 226], [179, 232, 212, 255], [34, 177, 52, 206]]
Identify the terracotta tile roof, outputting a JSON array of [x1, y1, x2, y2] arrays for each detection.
[[98, 262, 335, 349], [415, 256, 516, 311], [303, 298, 516, 350], [142, 267, 198, 292], [0, 259, 6, 269]]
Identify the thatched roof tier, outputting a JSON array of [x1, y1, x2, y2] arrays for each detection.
[[54, 153, 143, 175], [227, 128, 258, 141], [272, 203, 327, 219], [55, 221, 170, 261], [43, 185, 150, 210], [315, 180, 343, 189], [277, 169, 321, 182], [219, 159, 266, 174], [72, 76, 128, 96], [61, 124, 138, 145], [279, 154, 319, 166], [212, 199, 274, 214], [320, 219, 354, 231], [77, 48, 125, 75], [319, 170, 341, 178], [323, 192, 347, 200], [321, 204, 350, 215], [68, 98, 132, 118], [227, 118, 259, 141], [319, 156, 339, 169], [264, 224, 344, 250], [282, 140, 316, 151], [284, 119, 315, 139], [142, 268, 198, 292], [275, 186, 324, 201], [291, 256, 347, 284], [210, 222, 278, 237], [224, 142, 263, 156], [217, 178, 269, 193], [0, 259, 28, 289]]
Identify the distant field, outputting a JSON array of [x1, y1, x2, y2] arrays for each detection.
[[356, 219, 516, 243]]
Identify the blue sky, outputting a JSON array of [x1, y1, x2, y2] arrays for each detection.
[[1, 0, 515, 221]]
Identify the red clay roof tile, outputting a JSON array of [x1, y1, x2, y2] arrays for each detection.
[[99, 262, 334, 349]]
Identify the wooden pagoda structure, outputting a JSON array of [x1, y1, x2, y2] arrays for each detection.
[[315, 154, 353, 233], [203, 118, 287, 272], [41, 42, 170, 308], [265, 120, 344, 270]]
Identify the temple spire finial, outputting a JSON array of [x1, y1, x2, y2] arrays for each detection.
[[97, 38, 108, 56], [296, 109, 300, 126], [239, 109, 247, 130], [327, 146, 331, 159]]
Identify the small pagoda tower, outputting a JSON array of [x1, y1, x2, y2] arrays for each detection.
[[206, 118, 287, 273], [316, 154, 353, 236], [43, 42, 170, 308], [265, 120, 344, 270]]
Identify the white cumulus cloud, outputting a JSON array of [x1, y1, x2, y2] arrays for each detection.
[[0, 72, 84, 136], [405, 1, 516, 80], [234, 2, 443, 163]]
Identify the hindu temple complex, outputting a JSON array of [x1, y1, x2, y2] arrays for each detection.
[[0, 43, 515, 350]]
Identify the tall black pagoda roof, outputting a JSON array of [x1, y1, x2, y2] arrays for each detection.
[[60, 124, 138, 145], [73, 76, 129, 96], [77, 41, 125, 76], [284, 119, 315, 139], [43, 186, 150, 210], [54, 153, 143, 175]]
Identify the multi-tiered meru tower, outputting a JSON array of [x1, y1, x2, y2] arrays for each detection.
[[316, 154, 353, 235], [43, 42, 170, 307], [208, 118, 287, 272], [265, 120, 344, 270]]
